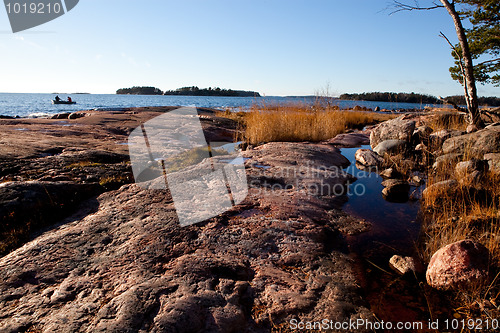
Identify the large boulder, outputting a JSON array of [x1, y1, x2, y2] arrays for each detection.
[[373, 139, 407, 156], [455, 159, 488, 187], [426, 240, 489, 290], [355, 149, 383, 167], [429, 129, 464, 149], [442, 126, 500, 155], [432, 153, 462, 170], [370, 116, 416, 148]]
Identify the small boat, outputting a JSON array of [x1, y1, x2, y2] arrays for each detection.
[[52, 100, 76, 105]]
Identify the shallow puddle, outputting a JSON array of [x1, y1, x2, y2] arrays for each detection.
[[340, 145, 451, 330], [341, 145, 422, 256]]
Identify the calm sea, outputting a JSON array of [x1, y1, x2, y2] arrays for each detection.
[[0, 93, 440, 118]]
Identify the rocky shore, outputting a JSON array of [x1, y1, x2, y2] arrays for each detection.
[[3, 106, 498, 331], [0, 107, 375, 332]]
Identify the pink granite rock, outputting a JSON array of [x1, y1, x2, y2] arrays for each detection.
[[426, 240, 489, 290]]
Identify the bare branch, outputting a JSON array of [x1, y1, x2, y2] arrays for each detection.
[[438, 96, 467, 112], [439, 31, 472, 110], [389, 1, 444, 15], [475, 58, 500, 67]]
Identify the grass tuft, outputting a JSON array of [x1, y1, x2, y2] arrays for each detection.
[[237, 102, 394, 145]]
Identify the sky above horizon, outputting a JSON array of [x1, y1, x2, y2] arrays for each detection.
[[0, 0, 498, 97]]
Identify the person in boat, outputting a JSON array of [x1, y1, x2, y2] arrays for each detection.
[[67, 96, 72, 103], [55, 95, 61, 102]]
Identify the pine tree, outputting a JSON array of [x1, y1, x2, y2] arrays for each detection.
[[392, 0, 499, 127]]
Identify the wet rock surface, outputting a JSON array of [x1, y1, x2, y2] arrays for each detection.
[[0, 111, 374, 332]]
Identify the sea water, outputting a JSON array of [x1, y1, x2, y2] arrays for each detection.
[[0, 93, 441, 118]]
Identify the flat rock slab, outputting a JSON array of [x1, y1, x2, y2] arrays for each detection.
[[0, 107, 237, 159], [0, 141, 372, 332], [326, 131, 370, 148]]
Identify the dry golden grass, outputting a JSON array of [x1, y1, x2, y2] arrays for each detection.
[[425, 110, 468, 132], [423, 169, 500, 263], [421, 143, 500, 323], [236, 102, 394, 145]]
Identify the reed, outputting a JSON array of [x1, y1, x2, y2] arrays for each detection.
[[239, 102, 394, 145]]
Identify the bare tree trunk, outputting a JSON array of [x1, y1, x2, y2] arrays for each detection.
[[439, 0, 484, 128]]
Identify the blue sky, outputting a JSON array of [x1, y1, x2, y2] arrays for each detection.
[[0, 0, 498, 97]]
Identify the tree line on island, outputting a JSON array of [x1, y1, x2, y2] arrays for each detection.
[[116, 86, 260, 97], [340, 92, 500, 107], [339, 92, 441, 104]]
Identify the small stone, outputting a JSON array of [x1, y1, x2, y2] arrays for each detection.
[[379, 168, 398, 179], [408, 171, 425, 186], [389, 255, 423, 275], [415, 143, 426, 151], [466, 124, 479, 133]]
